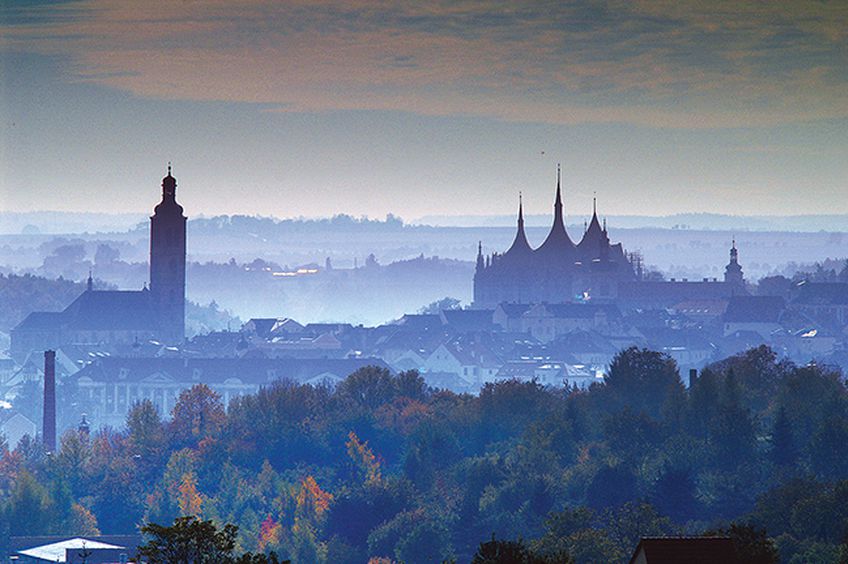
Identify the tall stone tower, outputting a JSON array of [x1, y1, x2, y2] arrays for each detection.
[[150, 165, 186, 344], [724, 239, 744, 293]]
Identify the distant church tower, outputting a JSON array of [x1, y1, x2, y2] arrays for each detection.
[[724, 239, 744, 292], [150, 165, 186, 344]]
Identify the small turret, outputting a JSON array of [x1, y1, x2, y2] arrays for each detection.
[[78, 414, 90, 439], [476, 241, 484, 272], [724, 239, 744, 290]]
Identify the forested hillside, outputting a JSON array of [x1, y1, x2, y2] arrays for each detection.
[[2, 346, 847, 563]]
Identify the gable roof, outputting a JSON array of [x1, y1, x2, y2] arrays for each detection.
[[440, 309, 495, 332], [496, 303, 532, 319], [13, 311, 65, 332], [18, 537, 125, 563], [62, 290, 158, 330], [630, 537, 738, 564], [724, 296, 785, 323]]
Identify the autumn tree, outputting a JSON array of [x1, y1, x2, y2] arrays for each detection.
[[170, 384, 226, 448]]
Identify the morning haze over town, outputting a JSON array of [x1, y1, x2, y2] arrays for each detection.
[[1, 2, 847, 563]]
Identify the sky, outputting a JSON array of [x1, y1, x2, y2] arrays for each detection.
[[1, 1, 846, 221]]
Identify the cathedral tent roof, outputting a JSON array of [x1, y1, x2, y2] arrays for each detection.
[[578, 199, 605, 251], [536, 166, 576, 258], [504, 195, 533, 258]]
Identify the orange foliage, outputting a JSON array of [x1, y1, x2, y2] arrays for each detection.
[[177, 472, 203, 516], [375, 397, 432, 435], [367, 558, 397, 564], [346, 431, 381, 484], [296, 475, 333, 518], [258, 514, 282, 551]]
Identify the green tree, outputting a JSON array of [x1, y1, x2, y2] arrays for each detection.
[[170, 384, 226, 448], [471, 534, 571, 564], [335, 366, 397, 410], [603, 347, 684, 419], [139, 516, 288, 564], [769, 406, 796, 469], [8, 470, 53, 535], [650, 466, 699, 523], [808, 416, 848, 480], [703, 523, 779, 564]]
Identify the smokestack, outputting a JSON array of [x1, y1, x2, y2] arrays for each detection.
[[43, 350, 56, 453]]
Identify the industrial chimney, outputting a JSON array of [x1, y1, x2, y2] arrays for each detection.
[[43, 350, 56, 453]]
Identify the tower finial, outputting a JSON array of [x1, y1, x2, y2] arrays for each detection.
[[593, 192, 597, 215], [167, 161, 172, 176], [87, 270, 93, 292], [518, 191, 524, 222]]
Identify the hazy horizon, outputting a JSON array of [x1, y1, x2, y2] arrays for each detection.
[[2, 1, 846, 219]]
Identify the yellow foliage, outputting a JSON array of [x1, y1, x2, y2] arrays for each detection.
[[69, 503, 100, 535], [346, 431, 381, 484]]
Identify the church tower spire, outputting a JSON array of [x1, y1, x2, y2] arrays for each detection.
[[150, 164, 187, 344]]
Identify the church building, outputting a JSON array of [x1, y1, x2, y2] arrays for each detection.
[[473, 166, 635, 308], [473, 166, 746, 309], [11, 167, 187, 360]]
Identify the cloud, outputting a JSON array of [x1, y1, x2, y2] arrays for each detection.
[[3, 0, 847, 128]]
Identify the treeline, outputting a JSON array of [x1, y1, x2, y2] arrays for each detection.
[[2, 346, 848, 563], [178, 214, 407, 237], [0, 273, 84, 332]]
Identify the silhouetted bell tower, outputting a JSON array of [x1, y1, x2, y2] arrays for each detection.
[[724, 239, 744, 293], [150, 164, 186, 344]]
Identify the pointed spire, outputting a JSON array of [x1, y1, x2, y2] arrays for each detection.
[[505, 192, 532, 257], [86, 270, 93, 292], [537, 163, 575, 255], [593, 192, 597, 216], [555, 163, 563, 212], [518, 191, 524, 225], [476, 241, 484, 271]]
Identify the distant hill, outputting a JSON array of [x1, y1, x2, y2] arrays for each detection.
[[0, 211, 147, 234], [4, 211, 848, 235], [414, 213, 848, 232]]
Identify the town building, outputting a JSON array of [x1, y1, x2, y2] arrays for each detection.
[[10, 167, 187, 361]]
